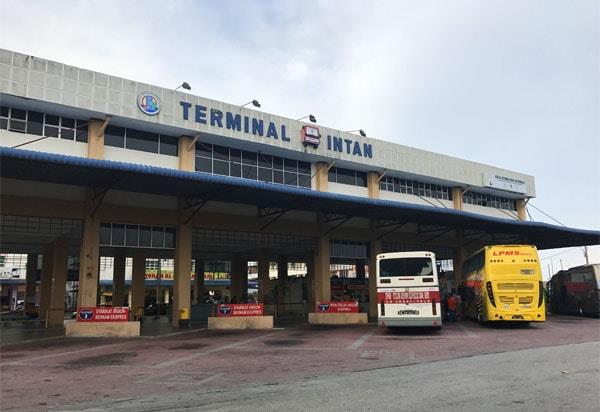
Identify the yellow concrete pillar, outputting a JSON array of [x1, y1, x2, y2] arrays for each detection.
[[315, 162, 329, 192], [178, 135, 195, 171], [516, 199, 526, 221], [39, 243, 54, 320], [25, 253, 38, 316], [313, 235, 331, 306], [112, 249, 126, 307], [257, 255, 270, 304], [452, 187, 463, 210], [368, 240, 382, 319], [78, 192, 101, 308], [172, 212, 192, 327], [47, 238, 68, 328], [367, 171, 380, 199], [131, 249, 146, 317], [194, 258, 205, 304], [87, 118, 105, 160]]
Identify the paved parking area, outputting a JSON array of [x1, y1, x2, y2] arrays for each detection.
[[0, 315, 598, 411]]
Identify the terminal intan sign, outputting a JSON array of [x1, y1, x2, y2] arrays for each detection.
[[316, 301, 359, 313], [216, 304, 264, 317], [177, 99, 373, 158], [77, 307, 129, 322]]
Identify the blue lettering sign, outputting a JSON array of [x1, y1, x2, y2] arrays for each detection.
[[332, 136, 343, 152], [344, 139, 352, 154], [352, 141, 362, 156], [226, 112, 241, 131], [210, 109, 223, 127], [266, 122, 278, 139], [180, 101, 192, 120], [281, 125, 290, 142], [195, 105, 207, 124], [252, 119, 264, 136], [363, 144, 372, 158]]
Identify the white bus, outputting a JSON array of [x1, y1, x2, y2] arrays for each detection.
[[376, 251, 442, 329]]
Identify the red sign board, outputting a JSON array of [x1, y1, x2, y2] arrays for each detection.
[[316, 301, 359, 313], [216, 304, 264, 317], [377, 291, 440, 304], [77, 306, 130, 322]]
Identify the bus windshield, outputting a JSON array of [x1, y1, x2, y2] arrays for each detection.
[[379, 258, 433, 277]]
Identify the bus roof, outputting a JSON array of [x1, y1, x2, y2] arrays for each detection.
[[377, 251, 436, 260]]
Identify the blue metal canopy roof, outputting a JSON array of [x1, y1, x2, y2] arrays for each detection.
[[1, 146, 598, 250]]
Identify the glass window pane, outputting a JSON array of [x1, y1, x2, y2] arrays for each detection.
[[0, 106, 8, 117], [298, 161, 311, 175], [273, 156, 283, 169], [284, 172, 298, 186], [356, 172, 367, 187], [126, 129, 159, 153], [284, 158, 297, 172], [139, 225, 152, 247], [242, 150, 257, 165], [273, 170, 284, 184], [112, 224, 125, 246], [230, 162, 241, 177], [9, 119, 26, 133], [213, 145, 229, 161], [258, 154, 272, 168], [125, 224, 139, 247], [45, 114, 59, 125], [337, 168, 355, 185], [159, 135, 178, 156], [100, 223, 111, 245], [228, 148, 240, 163], [75, 120, 88, 142], [213, 159, 229, 176], [60, 128, 75, 140], [45, 125, 59, 137], [61, 117, 75, 128], [298, 174, 311, 188], [104, 125, 125, 147], [11, 108, 26, 120], [258, 167, 272, 183], [195, 156, 212, 173], [0, 118, 7, 129], [195, 142, 212, 158], [164, 228, 175, 249], [242, 164, 257, 180], [27, 111, 43, 136], [328, 168, 336, 182], [151, 227, 164, 248]]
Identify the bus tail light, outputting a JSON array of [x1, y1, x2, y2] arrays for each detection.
[[486, 281, 496, 307], [432, 299, 437, 316], [538, 281, 544, 308], [380, 302, 385, 316]]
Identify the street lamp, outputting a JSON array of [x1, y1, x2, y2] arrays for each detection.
[[346, 129, 366, 137], [297, 114, 317, 123], [175, 82, 191, 91], [241, 99, 261, 109]]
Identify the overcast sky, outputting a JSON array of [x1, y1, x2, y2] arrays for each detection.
[[0, 0, 598, 278]]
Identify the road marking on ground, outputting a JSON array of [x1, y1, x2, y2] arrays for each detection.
[[151, 331, 282, 369], [346, 329, 377, 350], [0, 341, 134, 367], [457, 323, 478, 338]]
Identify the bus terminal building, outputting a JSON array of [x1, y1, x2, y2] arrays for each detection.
[[0, 48, 598, 333]]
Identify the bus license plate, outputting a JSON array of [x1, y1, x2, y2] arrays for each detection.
[[398, 310, 419, 315]]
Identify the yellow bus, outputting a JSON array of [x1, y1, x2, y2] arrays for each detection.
[[462, 245, 545, 323]]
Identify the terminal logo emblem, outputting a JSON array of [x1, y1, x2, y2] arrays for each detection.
[[79, 309, 94, 320], [301, 125, 321, 148], [137, 93, 161, 116], [317, 303, 330, 312], [219, 305, 232, 316]]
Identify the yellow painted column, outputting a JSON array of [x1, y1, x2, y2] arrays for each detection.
[[516, 199, 526, 220], [452, 187, 463, 210], [178, 135, 195, 171], [112, 249, 126, 307], [39, 243, 54, 320], [87, 118, 105, 160], [367, 171, 380, 199], [313, 235, 331, 306], [47, 238, 68, 328], [131, 249, 146, 318], [25, 253, 38, 316], [368, 240, 382, 319], [172, 209, 192, 327], [314, 162, 329, 192], [78, 191, 101, 308], [257, 255, 270, 304]]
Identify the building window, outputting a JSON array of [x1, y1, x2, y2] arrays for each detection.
[[462, 192, 516, 211], [103, 124, 178, 157], [0, 106, 88, 142], [194, 142, 311, 189], [100, 222, 176, 249], [328, 167, 368, 187], [378, 176, 452, 200]]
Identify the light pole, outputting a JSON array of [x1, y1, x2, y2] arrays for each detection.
[[175, 82, 191, 91], [346, 129, 366, 137]]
